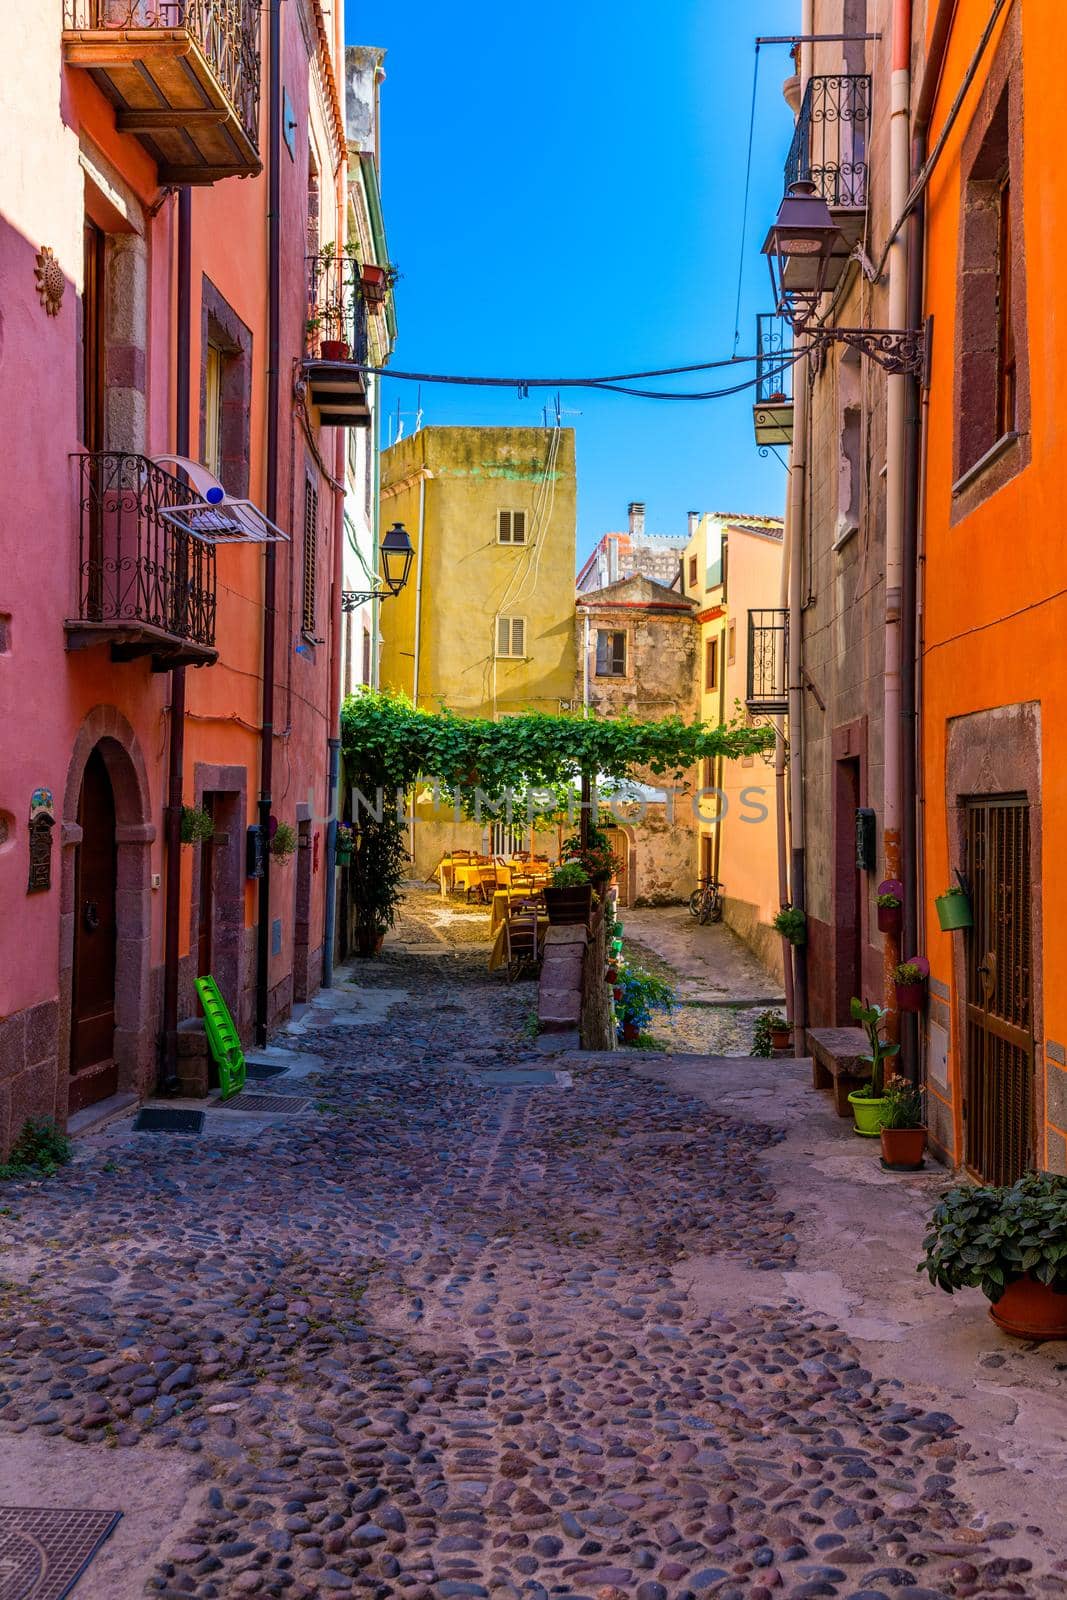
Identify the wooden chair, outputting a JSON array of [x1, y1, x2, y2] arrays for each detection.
[[468, 865, 498, 904], [504, 908, 541, 981]]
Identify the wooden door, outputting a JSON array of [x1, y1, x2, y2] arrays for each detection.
[[197, 792, 216, 977], [964, 796, 1033, 1184], [833, 758, 862, 1024], [605, 827, 629, 906], [70, 748, 118, 1111]]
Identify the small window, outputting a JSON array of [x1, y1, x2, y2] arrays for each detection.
[[688, 554, 698, 588], [204, 342, 223, 481], [302, 475, 318, 637], [727, 619, 736, 664], [705, 636, 719, 692], [496, 615, 526, 657], [498, 509, 527, 545], [595, 629, 626, 677], [702, 757, 714, 788]]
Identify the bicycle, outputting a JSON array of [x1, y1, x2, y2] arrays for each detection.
[[688, 876, 724, 925]]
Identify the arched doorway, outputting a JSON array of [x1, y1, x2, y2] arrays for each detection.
[[604, 824, 634, 908], [70, 747, 119, 1111]]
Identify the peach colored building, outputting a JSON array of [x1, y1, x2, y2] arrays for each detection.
[[0, 3, 393, 1151]]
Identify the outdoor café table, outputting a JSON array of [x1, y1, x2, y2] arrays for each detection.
[[435, 858, 484, 898]]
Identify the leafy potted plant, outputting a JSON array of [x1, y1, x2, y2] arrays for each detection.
[[605, 962, 618, 984], [919, 1172, 1067, 1340], [773, 905, 806, 946], [752, 1010, 791, 1057], [180, 805, 215, 845], [270, 820, 298, 861], [544, 861, 593, 925], [615, 965, 676, 1045], [361, 262, 397, 306], [846, 997, 898, 1137], [879, 1078, 927, 1169], [876, 878, 904, 934], [560, 829, 615, 891], [894, 957, 929, 1013], [935, 884, 973, 932], [335, 821, 354, 865]]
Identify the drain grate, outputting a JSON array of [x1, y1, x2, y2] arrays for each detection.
[[132, 1108, 204, 1134], [245, 1061, 290, 1080], [0, 1506, 121, 1600], [215, 1092, 311, 1114]]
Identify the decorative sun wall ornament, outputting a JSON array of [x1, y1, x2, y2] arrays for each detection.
[[35, 247, 64, 316]]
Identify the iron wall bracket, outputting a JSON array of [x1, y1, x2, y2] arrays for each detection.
[[802, 326, 926, 376]]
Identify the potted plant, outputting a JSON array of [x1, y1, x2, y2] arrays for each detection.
[[560, 829, 615, 891], [894, 957, 929, 1012], [335, 822, 354, 865], [919, 1172, 1067, 1340], [319, 332, 351, 361], [544, 861, 593, 925], [605, 963, 618, 984], [773, 905, 806, 946], [752, 1010, 791, 1057], [270, 820, 298, 861], [615, 965, 676, 1046], [180, 805, 215, 845], [846, 996, 898, 1137], [879, 1078, 927, 1169], [361, 262, 397, 306], [876, 878, 904, 934], [935, 884, 973, 931]]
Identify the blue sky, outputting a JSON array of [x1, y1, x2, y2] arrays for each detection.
[[349, 0, 799, 564]]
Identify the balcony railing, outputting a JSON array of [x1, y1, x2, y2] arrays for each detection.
[[753, 314, 795, 449], [66, 452, 218, 668], [63, 1, 261, 183], [746, 608, 788, 717], [785, 74, 870, 211], [303, 255, 372, 427]]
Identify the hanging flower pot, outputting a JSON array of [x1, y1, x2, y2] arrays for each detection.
[[876, 878, 904, 934], [935, 885, 973, 931], [893, 956, 929, 1013], [361, 263, 390, 305]]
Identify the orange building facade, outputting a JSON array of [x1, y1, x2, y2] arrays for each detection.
[[919, 0, 1061, 1179]]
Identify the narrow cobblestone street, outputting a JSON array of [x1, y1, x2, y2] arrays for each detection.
[[2, 892, 1067, 1600]]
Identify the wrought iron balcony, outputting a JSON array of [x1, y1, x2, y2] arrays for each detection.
[[746, 608, 788, 717], [784, 73, 870, 286], [753, 315, 794, 449], [66, 452, 218, 669], [62, 1, 261, 183], [303, 253, 372, 428]]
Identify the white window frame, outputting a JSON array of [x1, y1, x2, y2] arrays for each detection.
[[495, 615, 527, 658], [497, 508, 528, 545]]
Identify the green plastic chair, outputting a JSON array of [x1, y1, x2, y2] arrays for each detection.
[[195, 976, 247, 1101]]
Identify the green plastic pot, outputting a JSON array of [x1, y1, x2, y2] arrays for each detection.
[[935, 887, 973, 931], [848, 1089, 888, 1138]]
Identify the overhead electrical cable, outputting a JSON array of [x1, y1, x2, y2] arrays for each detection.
[[359, 353, 801, 403]]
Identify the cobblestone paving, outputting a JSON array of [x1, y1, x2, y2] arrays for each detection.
[[0, 898, 1064, 1598]]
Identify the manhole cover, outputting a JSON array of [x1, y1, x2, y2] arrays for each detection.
[[132, 1108, 204, 1134], [0, 1507, 121, 1600], [215, 1093, 311, 1114], [245, 1061, 289, 1080]]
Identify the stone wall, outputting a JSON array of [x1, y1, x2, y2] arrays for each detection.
[[537, 911, 614, 1052]]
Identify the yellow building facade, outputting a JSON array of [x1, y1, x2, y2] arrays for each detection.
[[377, 426, 577, 874], [683, 514, 785, 977]]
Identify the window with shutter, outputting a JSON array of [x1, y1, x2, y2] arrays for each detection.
[[496, 616, 526, 657], [595, 629, 626, 677], [302, 476, 318, 636], [498, 509, 527, 545]]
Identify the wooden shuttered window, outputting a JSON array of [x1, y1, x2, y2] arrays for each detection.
[[498, 509, 527, 545], [302, 476, 318, 637], [595, 629, 626, 677], [496, 616, 526, 658]]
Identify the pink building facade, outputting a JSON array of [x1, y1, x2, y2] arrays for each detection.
[[0, 2, 389, 1151]]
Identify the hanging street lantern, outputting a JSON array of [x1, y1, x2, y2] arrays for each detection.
[[762, 180, 841, 328], [342, 520, 414, 611]]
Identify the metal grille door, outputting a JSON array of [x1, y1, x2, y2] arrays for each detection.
[[964, 797, 1033, 1184]]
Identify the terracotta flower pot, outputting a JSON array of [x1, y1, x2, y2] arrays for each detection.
[[605, 965, 618, 983], [319, 338, 350, 361], [877, 903, 902, 934], [895, 980, 926, 1013], [613, 986, 623, 1002], [880, 1125, 926, 1168], [990, 1274, 1067, 1341], [770, 1026, 791, 1050], [622, 1021, 640, 1044]]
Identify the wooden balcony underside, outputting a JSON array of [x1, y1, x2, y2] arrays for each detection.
[[65, 618, 218, 670], [63, 26, 261, 182], [303, 360, 372, 429]]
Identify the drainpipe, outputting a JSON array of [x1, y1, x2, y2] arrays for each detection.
[[411, 470, 427, 707], [882, 0, 912, 1016], [322, 427, 345, 990], [161, 186, 192, 1091], [582, 612, 591, 715], [255, 0, 281, 1047], [775, 499, 796, 1025]]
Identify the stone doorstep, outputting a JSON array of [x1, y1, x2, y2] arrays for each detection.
[[67, 1091, 140, 1139]]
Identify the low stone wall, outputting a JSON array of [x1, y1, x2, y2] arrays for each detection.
[[537, 910, 615, 1051], [723, 895, 785, 984]]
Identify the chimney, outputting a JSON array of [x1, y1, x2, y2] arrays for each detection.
[[628, 501, 646, 539], [687, 510, 699, 539]]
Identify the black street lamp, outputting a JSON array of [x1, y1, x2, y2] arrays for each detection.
[[342, 521, 414, 611], [762, 180, 926, 377]]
